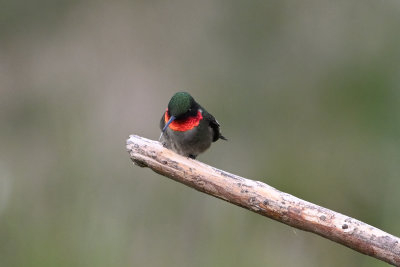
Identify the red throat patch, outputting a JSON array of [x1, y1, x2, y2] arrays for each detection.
[[164, 108, 203, 131]]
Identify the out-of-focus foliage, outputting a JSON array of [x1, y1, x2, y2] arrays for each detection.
[[1, 1, 399, 266]]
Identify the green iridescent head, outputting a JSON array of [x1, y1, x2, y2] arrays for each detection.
[[162, 92, 198, 133], [167, 92, 195, 118]]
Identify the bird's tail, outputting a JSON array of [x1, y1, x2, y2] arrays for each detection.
[[220, 134, 228, 141]]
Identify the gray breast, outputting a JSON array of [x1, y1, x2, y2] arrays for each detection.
[[160, 125, 213, 157]]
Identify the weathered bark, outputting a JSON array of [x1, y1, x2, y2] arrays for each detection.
[[126, 135, 400, 266]]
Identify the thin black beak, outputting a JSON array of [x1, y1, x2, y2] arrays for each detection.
[[162, 115, 176, 132]]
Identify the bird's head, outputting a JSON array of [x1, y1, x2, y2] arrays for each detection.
[[162, 92, 197, 132]]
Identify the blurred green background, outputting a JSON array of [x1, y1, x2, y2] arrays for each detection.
[[1, 0, 400, 266]]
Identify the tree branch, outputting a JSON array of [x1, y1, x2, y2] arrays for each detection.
[[126, 135, 400, 266]]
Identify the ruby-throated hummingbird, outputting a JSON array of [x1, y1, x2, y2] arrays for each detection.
[[159, 92, 227, 159]]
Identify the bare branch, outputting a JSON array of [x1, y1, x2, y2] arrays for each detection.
[[126, 135, 400, 266]]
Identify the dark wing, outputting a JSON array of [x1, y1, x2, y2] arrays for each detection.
[[204, 110, 227, 142]]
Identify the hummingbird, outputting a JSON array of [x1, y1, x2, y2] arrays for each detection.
[[159, 92, 227, 159]]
